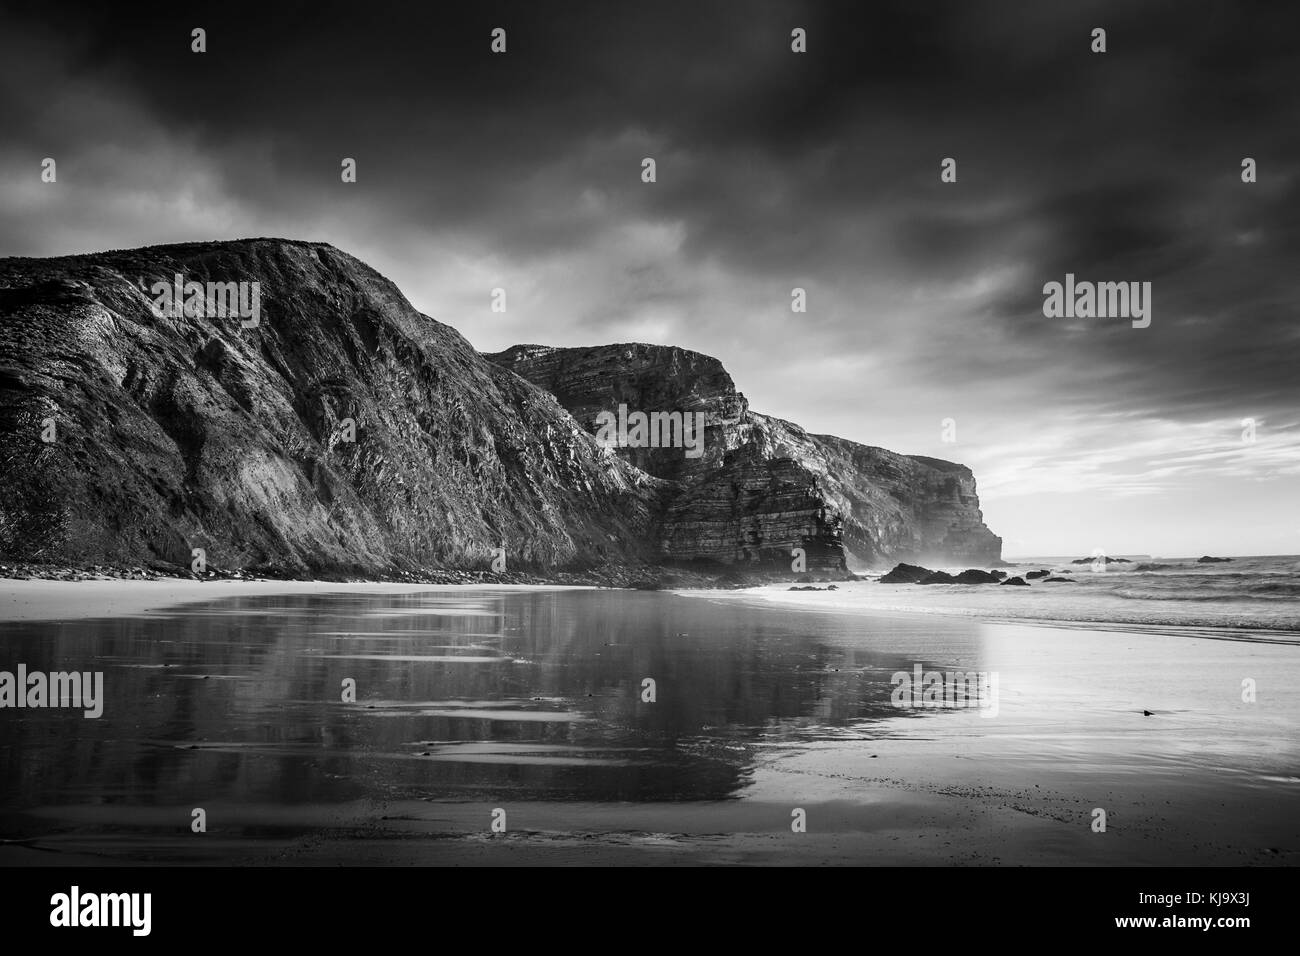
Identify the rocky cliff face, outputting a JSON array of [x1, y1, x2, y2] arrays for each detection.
[[485, 343, 745, 483], [487, 344, 1002, 571], [800, 436, 1003, 568], [0, 239, 1000, 577], [0, 240, 662, 575]]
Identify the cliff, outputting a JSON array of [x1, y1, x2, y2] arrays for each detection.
[[487, 344, 1002, 570], [0, 240, 662, 575], [0, 239, 1000, 577]]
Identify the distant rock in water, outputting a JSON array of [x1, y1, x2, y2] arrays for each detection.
[[918, 570, 957, 584], [880, 563, 933, 583], [788, 584, 839, 591], [1070, 555, 1133, 565], [1197, 555, 1232, 563], [953, 568, 1003, 584], [0, 239, 1004, 577], [1025, 569, 1051, 579], [882, 563, 1004, 585], [999, 576, 1030, 586], [1133, 563, 1174, 571], [1044, 576, 1075, 582]]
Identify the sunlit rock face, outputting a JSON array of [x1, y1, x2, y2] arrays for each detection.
[[488, 344, 1002, 572]]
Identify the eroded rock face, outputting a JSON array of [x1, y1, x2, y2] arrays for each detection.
[[485, 343, 745, 482], [488, 344, 1003, 571], [0, 239, 1002, 577], [0, 240, 662, 574]]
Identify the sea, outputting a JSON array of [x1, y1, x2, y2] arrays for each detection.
[[837, 554, 1300, 637]]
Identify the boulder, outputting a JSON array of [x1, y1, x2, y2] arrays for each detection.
[[918, 570, 958, 584], [999, 576, 1029, 586], [879, 563, 932, 584], [953, 569, 1002, 584]]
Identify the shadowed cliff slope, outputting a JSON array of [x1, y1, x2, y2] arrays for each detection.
[[0, 240, 661, 575]]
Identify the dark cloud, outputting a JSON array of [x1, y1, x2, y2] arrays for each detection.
[[1, 0, 1298, 552]]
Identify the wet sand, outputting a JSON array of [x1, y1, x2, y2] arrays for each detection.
[[1, 581, 1295, 866], [0, 578, 594, 622]]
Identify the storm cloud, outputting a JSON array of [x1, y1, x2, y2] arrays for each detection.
[[2, 0, 1297, 554]]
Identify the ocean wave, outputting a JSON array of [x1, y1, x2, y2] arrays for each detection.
[[1109, 588, 1299, 603], [1104, 578, 1300, 598]]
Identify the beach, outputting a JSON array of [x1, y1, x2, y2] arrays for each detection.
[[0, 578, 596, 623], [1, 579, 1295, 866]]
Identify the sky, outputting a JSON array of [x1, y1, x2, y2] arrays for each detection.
[[1, 0, 1297, 557]]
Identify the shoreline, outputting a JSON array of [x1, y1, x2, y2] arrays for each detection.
[[0, 578, 603, 623], [675, 581, 1300, 641], [4, 576, 1298, 640], [2, 578, 1296, 867]]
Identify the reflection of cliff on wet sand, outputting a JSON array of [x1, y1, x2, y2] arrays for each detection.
[[0, 590, 952, 829], [2, 585, 1297, 866]]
